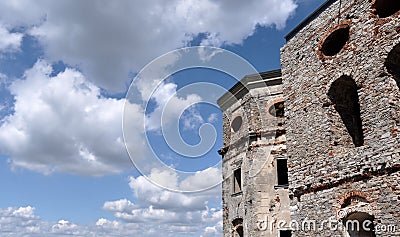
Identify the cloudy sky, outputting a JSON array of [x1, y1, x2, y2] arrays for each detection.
[[0, 0, 323, 236]]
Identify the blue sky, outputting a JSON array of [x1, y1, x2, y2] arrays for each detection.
[[0, 1, 324, 236]]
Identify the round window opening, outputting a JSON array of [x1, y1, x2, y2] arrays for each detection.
[[269, 101, 284, 118], [320, 25, 350, 57], [231, 116, 243, 132], [372, 0, 400, 18]]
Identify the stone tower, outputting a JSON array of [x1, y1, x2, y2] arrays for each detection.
[[281, 0, 400, 236], [218, 70, 292, 237]]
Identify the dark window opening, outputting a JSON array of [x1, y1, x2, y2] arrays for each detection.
[[235, 226, 243, 237], [233, 168, 242, 193], [344, 212, 376, 237], [277, 159, 289, 186], [269, 101, 284, 118], [372, 0, 400, 18], [280, 230, 292, 237], [320, 26, 350, 56], [328, 75, 364, 147], [231, 116, 243, 132], [249, 132, 258, 144], [232, 218, 243, 237], [385, 42, 400, 88]]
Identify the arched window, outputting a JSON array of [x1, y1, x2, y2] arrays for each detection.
[[344, 212, 376, 237], [328, 76, 364, 147], [385, 42, 400, 88]]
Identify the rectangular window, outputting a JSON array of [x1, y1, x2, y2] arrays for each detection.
[[233, 168, 242, 193], [279, 230, 292, 237], [277, 158, 289, 186]]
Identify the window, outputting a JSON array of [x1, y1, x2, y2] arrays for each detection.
[[235, 225, 243, 237], [279, 230, 292, 237], [269, 101, 285, 118], [232, 218, 243, 237], [344, 212, 376, 237], [277, 158, 289, 186], [233, 168, 242, 193], [385, 42, 400, 88], [320, 25, 350, 57], [231, 116, 243, 132], [372, 0, 400, 18], [328, 75, 364, 147]]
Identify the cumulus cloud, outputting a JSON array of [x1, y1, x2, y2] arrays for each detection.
[[145, 82, 203, 132], [0, 171, 222, 236], [0, 60, 132, 175], [201, 220, 223, 237], [0, 206, 41, 235], [103, 168, 222, 234], [0, 25, 23, 53], [0, 0, 296, 92], [0, 206, 143, 237]]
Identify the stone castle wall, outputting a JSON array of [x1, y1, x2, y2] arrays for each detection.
[[281, 0, 400, 236], [220, 75, 291, 237]]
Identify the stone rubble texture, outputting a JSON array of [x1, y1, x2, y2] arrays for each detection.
[[219, 0, 400, 236]]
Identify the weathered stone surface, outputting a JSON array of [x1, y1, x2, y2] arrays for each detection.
[[218, 71, 290, 237], [281, 0, 400, 236], [219, 1, 400, 236]]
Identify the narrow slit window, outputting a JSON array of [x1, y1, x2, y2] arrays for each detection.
[[277, 159, 289, 186], [279, 230, 292, 237], [233, 168, 242, 193], [328, 75, 364, 147]]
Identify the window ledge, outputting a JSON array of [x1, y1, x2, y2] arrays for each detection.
[[274, 185, 289, 189], [231, 191, 243, 197]]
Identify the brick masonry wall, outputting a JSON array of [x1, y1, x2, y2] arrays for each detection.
[[281, 0, 400, 236]]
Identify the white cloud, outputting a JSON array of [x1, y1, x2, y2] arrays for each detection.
[[0, 0, 296, 92], [103, 169, 222, 235], [179, 167, 222, 193], [0, 24, 23, 52], [201, 220, 223, 237], [0, 206, 41, 236], [181, 105, 205, 131], [11, 206, 36, 219], [145, 82, 203, 132], [207, 113, 218, 123], [0, 206, 135, 237], [0, 60, 132, 175], [0, 170, 222, 236]]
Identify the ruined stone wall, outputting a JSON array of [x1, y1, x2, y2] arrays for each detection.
[[221, 79, 291, 237], [281, 0, 400, 236]]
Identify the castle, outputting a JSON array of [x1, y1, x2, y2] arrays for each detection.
[[217, 0, 400, 236]]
